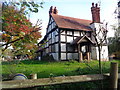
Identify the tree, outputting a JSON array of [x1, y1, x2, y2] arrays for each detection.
[[108, 26, 120, 59], [107, 0, 120, 59], [92, 23, 108, 74], [1, 1, 44, 59]]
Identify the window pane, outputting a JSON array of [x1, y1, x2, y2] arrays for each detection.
[[61, 35, 66, 42], [74, 31, 80, 36], [67, 31, 72, 35], [61, 43, 66, 51], [67, 53, 73, 59], [67, 43, 74, 52], [73, 53, 78, 59], [67, 36, 73, 42], [61, 53, 66, 60]]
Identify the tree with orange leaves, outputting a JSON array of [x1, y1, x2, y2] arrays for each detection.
[[1, 1, 43, 59]]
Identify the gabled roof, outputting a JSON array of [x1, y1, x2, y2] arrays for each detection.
[[71, 35, 95, 45], [51, 14, 92, 31]]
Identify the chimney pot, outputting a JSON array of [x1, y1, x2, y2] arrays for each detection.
[[49, 6, 54, 14], [92, 3, 94, 7], [95, 3, 98, 7], [54, 7, 58, 14]]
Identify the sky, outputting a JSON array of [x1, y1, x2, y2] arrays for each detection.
[[29, 0, 118, 38]]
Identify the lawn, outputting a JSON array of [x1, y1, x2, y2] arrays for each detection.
[[2, 59, 120, 80]]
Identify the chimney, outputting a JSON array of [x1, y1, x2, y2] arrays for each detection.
[[53, 7, 58, 14], [49, 6, 58, 14], [91, 3, 100, 23], [49, 6, 54, 14]]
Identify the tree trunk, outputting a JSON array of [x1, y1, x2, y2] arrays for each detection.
[[98, 46, 102, 74]]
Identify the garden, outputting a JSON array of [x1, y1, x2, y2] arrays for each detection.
[[2, 59, 120, 89], [2, 59, 120, 80]]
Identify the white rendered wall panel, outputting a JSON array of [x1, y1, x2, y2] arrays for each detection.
[[61, 43, 66, 52], [61, 53, 66, 60], [55, 44, 59, 52], [67, 36, 73, 42], [74, 31, 80, 36], [51, 53, 58, 61], [61, 35, 66, 42], [55, 36, 59, 42]]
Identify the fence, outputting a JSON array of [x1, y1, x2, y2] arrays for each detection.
[[1, 62, 120, 89]]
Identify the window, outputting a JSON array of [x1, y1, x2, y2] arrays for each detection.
[[67, 31, 72, 35], [61, 35, 66, 42], [67, 43, 74, 52], [61, 53, 66, 60], [67, 36, 73, 42], [74, 31, 80, 36], [67, 53, 73, 59], [73, 53, 78, 59], [61, 43, 66, 52]]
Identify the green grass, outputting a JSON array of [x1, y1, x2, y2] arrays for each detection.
[[2, 59, 120, 80]]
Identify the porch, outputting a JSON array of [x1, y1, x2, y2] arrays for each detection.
[[71, 35, 94, 62]]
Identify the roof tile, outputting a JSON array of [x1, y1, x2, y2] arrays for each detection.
[[51, 14, 92, 31]]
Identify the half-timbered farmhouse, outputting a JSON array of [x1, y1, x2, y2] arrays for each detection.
[[37, 3, 109, 61]]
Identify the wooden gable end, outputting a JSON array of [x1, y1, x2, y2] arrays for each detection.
[[46, 15, 58, 34]]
